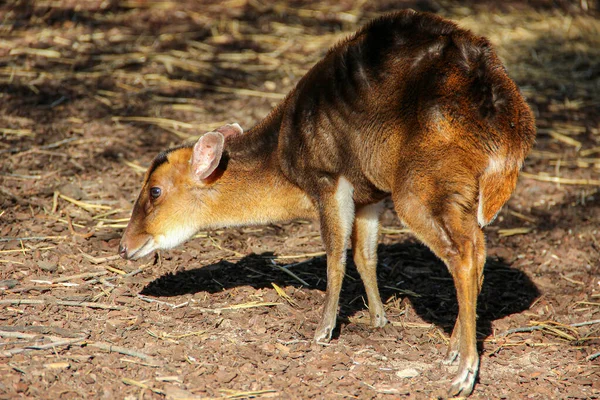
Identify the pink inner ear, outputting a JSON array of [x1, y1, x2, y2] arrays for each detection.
[[191, 132, 224, 180], [215, 123, 243, 139]]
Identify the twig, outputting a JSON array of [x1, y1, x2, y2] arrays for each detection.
[[88, 342, 162, 366], [137, 294, 189, 309], [1, 137, 78, 155], [498, 326, 544, 337], [0, 326, 84, 338], [7, 285, 52, 294], [122, 377, 165, 394], [1, 336, 87, 357], [560, 274, 584, 285], [283, 258, 318, 269], [27, 337, 87, 350], [0, 236, 67, 242], [499, 319, 600, 337], [0, 299, 124, 310], [66, 215, 95, 238], [0, 330, 37, 339], [124, 267, 146, 277], [570, 319, 600, 327], [587, 352, 600, 361], [219, 389, 278, 399], [185, 300, 280, 314], [79, 250, 121, 264], [266, 251, 326, 260], [269, 260, 310, 286], [85, 265, 147, 285], [48, 271, 109, 283]]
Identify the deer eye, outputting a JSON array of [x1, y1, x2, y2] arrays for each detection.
[[149, 187, 161, 200]]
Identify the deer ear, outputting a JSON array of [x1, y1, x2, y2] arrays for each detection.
[[191, 131, 224, 180], [215, 123, 243, 138]]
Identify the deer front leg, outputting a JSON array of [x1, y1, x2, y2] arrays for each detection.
[[314, 177, 355, 344], [352, 202, 387, 328]]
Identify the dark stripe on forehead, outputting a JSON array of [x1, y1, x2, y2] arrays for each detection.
[[146, 144, 193, 179]]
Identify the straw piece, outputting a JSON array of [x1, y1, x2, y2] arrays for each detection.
[[58, 193, 112, 212], [145, 76, 286, 99], [267, 251, 326, 260], [105, 266, 126, 275], [149, 329, 207, 340], [580, 146, 600, 157], [390, 321, 434, 329], [521, 172, 600, 186], [0, 128, 35, 137], [122, 159, 147, 173], [538, 128, 582, 149], [382, 286, 421, 298], [381, 227, 410, 234], [9, 48, 62, 58], [112, 116, 193, 129], [508, 210, 537, 223], [498, 227, 532, 237], [218, 301, 280, 311], [271, 282, 299, 307]]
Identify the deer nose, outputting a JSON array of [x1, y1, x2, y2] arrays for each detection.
[[118, 243, 128, 259]]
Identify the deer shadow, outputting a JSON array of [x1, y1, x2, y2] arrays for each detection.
[[141, 239, 540, 341]]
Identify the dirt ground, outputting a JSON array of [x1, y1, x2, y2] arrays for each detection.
[[1, 1, 599, 399]]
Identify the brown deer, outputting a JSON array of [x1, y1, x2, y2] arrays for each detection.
[[119, 10, 536, 396]]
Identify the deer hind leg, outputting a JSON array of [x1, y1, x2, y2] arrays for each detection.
[[444, 229, 486, 366], [352, 202, 387, 328], [393, 186, 483, 398], [314, 177, 355, 344]]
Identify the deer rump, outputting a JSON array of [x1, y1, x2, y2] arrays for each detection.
[[272, 11, 534, 225]]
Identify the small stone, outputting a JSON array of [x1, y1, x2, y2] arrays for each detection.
[[38, 260, 57, 272], [0, 279, 19, 289], [164, 384, 196, 400], [43, 362, 70, 370], [264, 81, 277, 91], [396, 368, 420, 378], [57, 183, 86, 200]]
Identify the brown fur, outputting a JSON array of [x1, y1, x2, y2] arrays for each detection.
[[120, 10, 536, 397]]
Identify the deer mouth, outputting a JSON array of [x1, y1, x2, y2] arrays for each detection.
[[119, 236, 155, 260]]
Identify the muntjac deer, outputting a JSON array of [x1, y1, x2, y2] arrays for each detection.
[[119, 10, 536, 396]]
